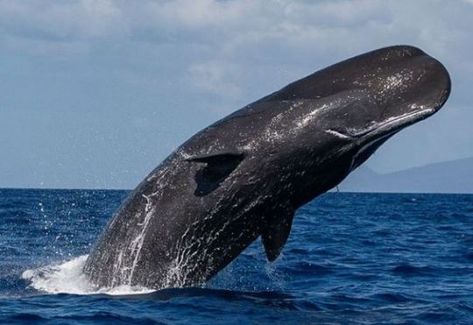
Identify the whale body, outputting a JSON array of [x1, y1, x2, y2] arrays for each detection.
[[84, 46, 451, 289]]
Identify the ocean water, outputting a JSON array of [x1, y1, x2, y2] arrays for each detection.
[[1, 189, 473, 324]]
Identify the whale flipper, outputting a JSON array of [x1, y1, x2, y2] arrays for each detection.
[[186, 152, 244, 196], [261, 207, 295, 262]]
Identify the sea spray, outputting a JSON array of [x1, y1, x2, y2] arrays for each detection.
[[22, 256, 155, 295]]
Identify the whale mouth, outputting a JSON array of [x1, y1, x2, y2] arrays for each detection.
[[354, 106, 436, 141], [327, 106, 436, 172], [326, 106, 436, 142]]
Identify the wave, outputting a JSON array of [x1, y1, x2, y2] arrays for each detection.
[[21, 255, 155, 296]]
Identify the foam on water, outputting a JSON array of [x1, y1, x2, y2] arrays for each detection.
[[21, 255, 155, 296]]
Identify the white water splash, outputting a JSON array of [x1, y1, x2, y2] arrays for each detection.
[[21, 255, 155, 296]]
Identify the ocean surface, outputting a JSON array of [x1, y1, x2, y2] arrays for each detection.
[[1, 189, 473, 324]]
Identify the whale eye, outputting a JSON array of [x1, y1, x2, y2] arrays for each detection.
[[186, 152, 244, 196]]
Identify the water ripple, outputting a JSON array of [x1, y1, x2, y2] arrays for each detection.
[[0, 190, 472, 323]]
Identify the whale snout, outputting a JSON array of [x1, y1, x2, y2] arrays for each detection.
[[382, 48, 450, 111], [371, 49, 451, 138], [345, 47, 450, 140]]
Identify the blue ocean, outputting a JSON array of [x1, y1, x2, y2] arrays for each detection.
[[1, 189, 473, 324]]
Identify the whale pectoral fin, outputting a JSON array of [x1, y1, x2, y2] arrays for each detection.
[[261, 208, 295, 262], [186, 152, 244, 196]]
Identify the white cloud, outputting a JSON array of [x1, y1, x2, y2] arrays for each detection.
[[146, 0, 251, 28], [187, 61, 242, 98], [0, 1, 470, 67], [0, 0, 472, 180], [1, 0, 471, 107], [0, 0, 126, 40]]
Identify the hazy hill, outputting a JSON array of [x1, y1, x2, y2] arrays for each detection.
[[339, 157, 473, 193]]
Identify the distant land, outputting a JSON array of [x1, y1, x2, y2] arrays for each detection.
[[340, 157, 473, 194]]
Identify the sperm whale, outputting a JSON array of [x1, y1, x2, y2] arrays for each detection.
[[84, 45, 451, 289]]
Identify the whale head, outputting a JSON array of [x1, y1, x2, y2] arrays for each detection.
[[227, 46, 452, 196], [315, 46, 450, 171], [182, 46, 450, 206]]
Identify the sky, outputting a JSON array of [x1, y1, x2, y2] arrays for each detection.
[[0, 0, 472, 189]]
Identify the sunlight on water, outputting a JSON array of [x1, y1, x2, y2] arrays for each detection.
[[22, 255, 155, 296]]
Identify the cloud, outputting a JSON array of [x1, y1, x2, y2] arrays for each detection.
[[187, 61, 242, 98], [0, 0, 472, 187], [1, 0, 471, 111], [1, 1, 470, 70], [0, 0, 125, 40]]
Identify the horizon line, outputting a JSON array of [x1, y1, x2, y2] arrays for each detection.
[[0, 187, 472, 195]]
